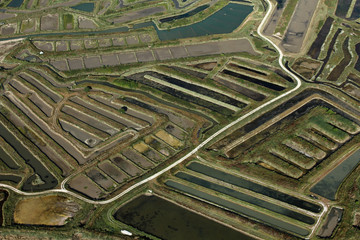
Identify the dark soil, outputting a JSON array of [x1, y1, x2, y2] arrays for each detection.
[[222, 69, 285, 91], [308, 17, 334, 59], [355, 43, 360, 72], [314, 28, 342, 80], [327, 37, 351, 81]]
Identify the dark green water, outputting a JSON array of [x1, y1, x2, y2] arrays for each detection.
[[187, 162, 321, 213], [166, 180, 310, 237], [176, 172, 315, 225], [114, 194, 256, 240], [311, 148, 360, 200], [156, 3, 253, 41], [71, 3, 94, 12]]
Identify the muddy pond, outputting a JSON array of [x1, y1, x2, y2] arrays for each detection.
[[114, 194, 256, 240]]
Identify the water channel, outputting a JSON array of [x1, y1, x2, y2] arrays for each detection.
[[311, 148, 360, 200]]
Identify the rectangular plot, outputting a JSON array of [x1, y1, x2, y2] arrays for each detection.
[[59, 119, 102, 148], [55, 41, 68, 51], [335, 0, 352, 18], [281, 0, 320, 53], [186, 42, 219, 57], [68, 174, 104, 199], [299, 130, 338, 151], [0, 146, 20, 169], [9, 79, 31, 94], [166, 180, 310, 237], [311, 122, 350, 144], [70, 96, 141, 130], [98, 161, 127, 183], [83, 56, 102, 69], [129, 74, 236, 115], [139, 33, 153, 43], [307, 17, 334, 59], [62, 105, 119, 136], [283, 138, 326, 160], [86, 168, 115, 191], [145, 136, 175, 156], [169, 46, 188, 58], [70, 40, 83, 50], [187, 162, 322, 213], [164, 123, 186, 140], [18, 73, 62, 102], [222, 69, 285, 91], [136, 50, 154, 62], [176, 172, 315, 225], [67, 58, 84, 70], [154, 48, 173, 60], [325, 113, 360, 134], [118, 52, 137, 64], [155, 130, 182, 148], [88, 95, 153, 125], [98, 38, 112, 48], [143, 148, 165, 162], [146, 72, 246, 108], [28, 93, 53, 117], [123, 97, 194, 130], [29, 68, 72, 88], [122, 148, 154, 169], [0, 118, 58, 190], [50, 60, 69, 71], [101, 54, 120, 66], [112, 37, 126, 46], [5, 95, 86, 166], [214, 75, 266, 101], [126, 35, 139, 45], [270, 147, 316, 170], [259, 155, 304, 179], [111, 155, 143, 176]]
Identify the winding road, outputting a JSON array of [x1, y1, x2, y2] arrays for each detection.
[[0, 0, 328, 237]]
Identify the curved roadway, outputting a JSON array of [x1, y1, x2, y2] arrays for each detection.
[[0, 0, 328, 237]]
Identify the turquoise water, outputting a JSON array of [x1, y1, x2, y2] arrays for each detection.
[[156, 3, 253, 41], [311, 148, 360, 200], [71, 3, 94, 12], [7, 0, 23, 8]]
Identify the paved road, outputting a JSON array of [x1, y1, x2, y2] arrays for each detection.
[[0, 0, 328, 237]]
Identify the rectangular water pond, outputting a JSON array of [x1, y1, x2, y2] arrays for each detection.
[[114, 194, 256, 240], [155, 3, 253, 41], [7, 0, 23, 7], [71, 3, 94, 12], [311, 148, 360, 200], [187, 162, 321, 213]]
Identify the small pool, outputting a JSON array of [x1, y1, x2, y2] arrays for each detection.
[[71, 3, 94, 12]]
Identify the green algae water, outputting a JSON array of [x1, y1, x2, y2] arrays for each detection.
[[156, 3, 253, 40]]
